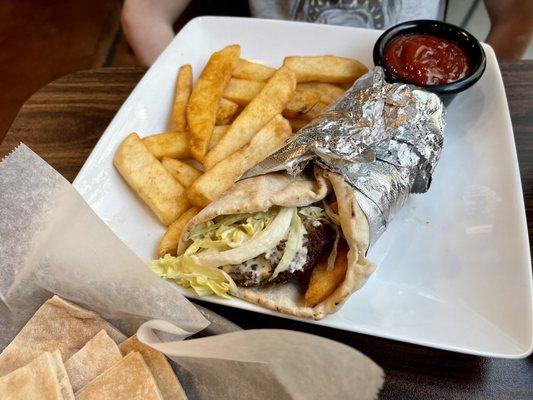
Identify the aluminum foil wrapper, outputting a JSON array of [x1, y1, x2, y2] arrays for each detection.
[[244, 67, 445, 245]]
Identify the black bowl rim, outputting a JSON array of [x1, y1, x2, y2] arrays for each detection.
[[373, 19, 486, 94]]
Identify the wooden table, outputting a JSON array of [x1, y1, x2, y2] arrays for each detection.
[[1, 63, 532, 399]]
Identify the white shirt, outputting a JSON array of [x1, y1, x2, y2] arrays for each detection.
[[249, 0, 446, 30]]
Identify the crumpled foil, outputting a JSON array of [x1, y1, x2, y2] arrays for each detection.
[[244, 67, 445, 245]]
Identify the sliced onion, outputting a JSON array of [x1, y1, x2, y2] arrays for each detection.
[[193, 207, 294, 268], [270, 209, 305, 281], [323, 200, 340, 226], [326, 225, 341, 271]]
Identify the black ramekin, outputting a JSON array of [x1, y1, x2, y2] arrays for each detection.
[[373, 19, 486, 105]]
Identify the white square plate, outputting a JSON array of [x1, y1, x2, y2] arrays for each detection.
[[74, 17, 532, 357]]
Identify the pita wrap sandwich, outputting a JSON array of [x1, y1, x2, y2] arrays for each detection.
[[150, 68, 444, 319], [151, 167, 375, 320]]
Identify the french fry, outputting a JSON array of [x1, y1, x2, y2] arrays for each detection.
[[204, 66, 296, 170], [114, 133, 189, 225], [288, 118, 308, 132], [161, 158, 202, 187], [304, 242, 349, 307], [338, 82, 353, 90], [143, 131, 191, 159], [187, 44, 240, 161], [209, 125, 230, 150], [299, 101, 327, 121], [233, 59, 276, 81], [283, 55, 367, 83], [216, 98, 239, 125], [297, 82, 345, 104], [282, 89, 321, 119], [171, 64, 192, 130], [157, 207, 200, 257], [223, 78, 265, 106], [188, 115, 292, 207]]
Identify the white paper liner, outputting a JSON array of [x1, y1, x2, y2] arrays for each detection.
[[0, 144, 209, 345], [138, 320, 384, 400], [0, 144, 384, 399]]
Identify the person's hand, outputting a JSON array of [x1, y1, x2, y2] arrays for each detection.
[[121, 0, 191, 66], [484, 0, 533, 59]]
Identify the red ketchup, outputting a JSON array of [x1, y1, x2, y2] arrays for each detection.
[[384, 33, 470, 85]]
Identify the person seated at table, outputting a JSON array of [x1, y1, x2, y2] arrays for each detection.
[[121, 0, 533, 66]]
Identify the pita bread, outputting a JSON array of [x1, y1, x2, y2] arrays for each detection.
[[51, 350, 75, 400], [75, 351, 163, 400], [179, 168, 376, 319], [0, 350, 74, 400], [119, 335, 187, 400], [65, 330, 122, 392], [179, 172, 329, 253], [0, 296, 126, 376]]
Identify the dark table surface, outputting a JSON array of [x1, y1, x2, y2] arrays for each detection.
[[1, 62, 532, 399]]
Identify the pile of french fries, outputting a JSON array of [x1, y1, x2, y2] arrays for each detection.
[[113, 44, 367, 259]]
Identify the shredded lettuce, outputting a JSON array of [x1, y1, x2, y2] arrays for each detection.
[[323, 201, 341, 226], [151, 209, 279, 299], [194, 207, 293, 268], [298, 206, 325, 220], [298, 205, 326, 227], [188, 209, 277, 252], [150, 203, 343, 297], [150, 254, 237, 299]]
